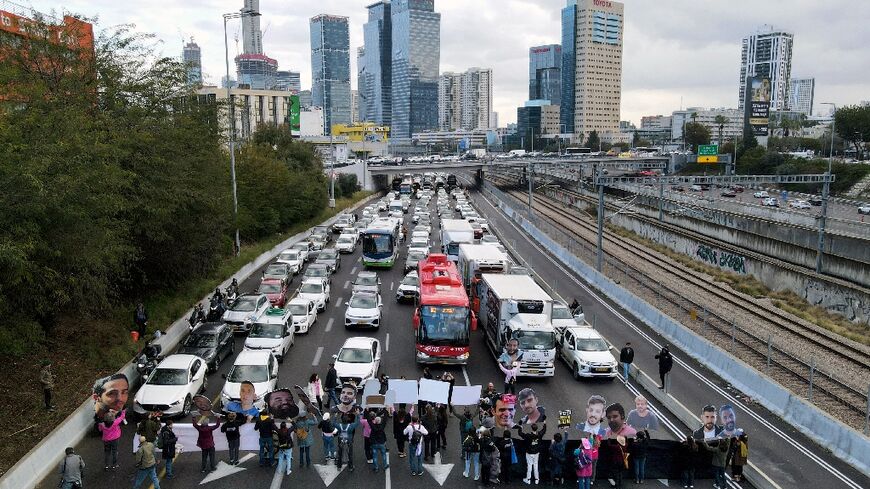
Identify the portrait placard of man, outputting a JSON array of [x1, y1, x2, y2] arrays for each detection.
[[92, 374, 129, 420]]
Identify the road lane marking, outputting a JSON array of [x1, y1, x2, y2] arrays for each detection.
[[334, 298, 343, 309], [326, 318, 334, 332], [462, 366, 470, 386], [269, 463, 284, 489], [390, 281, 394, 290], [351, 266, 358, 274], [343, 280, 350, 289], [312, 347, 324, 366], [385, 333, 390, 352]]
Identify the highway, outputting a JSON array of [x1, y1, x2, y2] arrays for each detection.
[[34, 179, 869, 489]]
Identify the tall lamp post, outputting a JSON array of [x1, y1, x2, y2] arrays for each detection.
[[816, 102, 836, 273], [223, 8, 260, 256]]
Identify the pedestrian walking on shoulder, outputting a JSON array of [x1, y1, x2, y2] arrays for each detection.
[[655, 345, 673, 390], [619, 342, 634, 384], [308, 373, 324, 412], [731, 434, 748, 482], [276, 422, 295, 476], [132, 435, 160, 489], [133, 302, 148, 338], [221, 412, 244, 464], [325, 363, 339, 408], [97, 410, 125, 470], [193, 415, 221, 473], [158, 421, 178, 479], [40, 359, 56, 411], [58, 447, 85, 489]]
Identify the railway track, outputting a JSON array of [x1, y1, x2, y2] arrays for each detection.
[[484, 175, 869, 425]]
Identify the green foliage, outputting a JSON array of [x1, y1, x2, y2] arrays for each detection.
[[736, 149, 870, 195], [335, 174, 360, 198], [834, 105, 870, 159], [684, 122, 711, 151], [586, 130, 601, 151]]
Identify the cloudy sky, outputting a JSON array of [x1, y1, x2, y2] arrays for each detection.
[[18, 0, 870, 125]]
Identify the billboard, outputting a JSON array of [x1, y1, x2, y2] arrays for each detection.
[[747, 76, 770, 137], [288, 95, 301, 134]]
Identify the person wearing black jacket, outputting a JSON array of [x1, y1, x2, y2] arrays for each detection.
[[370, 416, 389, 473], [632, 429, 650, 484], [655, 345, 673, 390], [421, 405, 439, 462], [436, 405, 449, 451], [619, 342, 635, 384], [515, 422, 547, 484], [159, 421, 178, 479], [255, 411, 278, 467], [393, 406, 411, 457], [495, 430, 515, 484], [325, 363, 339, 408], [221, 412, 244, 465]]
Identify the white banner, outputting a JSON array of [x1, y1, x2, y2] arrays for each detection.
[[132, 422, 261, 453], [388, 379, 419, 404], [451, 385, 483, 406], [418, 379, 450, 404]]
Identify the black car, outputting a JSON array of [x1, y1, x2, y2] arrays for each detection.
[[809, 196, 823, 206], [177, 322, 235, 373]]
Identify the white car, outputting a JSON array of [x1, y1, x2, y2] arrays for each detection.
[[333, 337, 381, 389], [287, 297, 317, 333], [133, 354, 207, 417], [556, 327, 618, 380], [244, 308, 294, 363], [352, 271, 381, 294], [222, 294, 271, 333], [552, 302, 586, 329], [297, 278, 331, 312], [411, 230, 429, 242], [408, 237, 429, 255], [220, 350, 279, 412], [789, 199, 811, 209], [275, 249, 303, 274], [389, 209, 404, 219], [762, 197, 779, 207], [858, 204, 870, 215], [480, 235, 500, 246], [477, 219, 489, 233], [396, 271, 419, 302], [344, 292, 383, 329], [290, 242, 311, 262], [753, 190, 770, 198], [336, 234, 357, 253], [415, 224, 432, 236]]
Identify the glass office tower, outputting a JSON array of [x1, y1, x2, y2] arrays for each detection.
[[311, 14, 352, 134], [390, 0, 440, 139]]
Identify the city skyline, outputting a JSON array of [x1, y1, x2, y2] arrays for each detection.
[[20, 0, 870, 126]]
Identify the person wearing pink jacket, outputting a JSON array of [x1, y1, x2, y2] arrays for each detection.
[[499, 361, 519, 395], [97, 410, 126, 470], [574, 438, 595, 489]]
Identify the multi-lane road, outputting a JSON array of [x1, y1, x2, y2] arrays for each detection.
[[35, 179, 870, 489]]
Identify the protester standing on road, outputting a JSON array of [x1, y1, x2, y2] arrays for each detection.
[[515, 423, 546, 484], [137, 412, 161, 443], [40, 359, 56, 411], [97, 410, 125, 470], [421, 404, 439, 462], [58, 447, 85, 489], [703, 438, 730, 489], [370, 416, 389, 473], [731, 434, 748, 482], [574, 439, 594, 489], [336, 411, 360, 472], [308, 373, 324, 412], [403, 415, 428, 476], [549, 430, 568, 485], [133, 302, 148, 339], [619, 342, 634, 384], [632, 429, 650, 484], [678, 436, 698, 489], [193, 415, 220, 473], [499, 361, 519, 395], [495, 430, 515, 484], [461, 427, 482, 480], [655, 345, 673, 390], [132, 435, 160, 489], [221, 412, 244, 465], [393, 405, 411, 457], [158, 420, 178, 479], [451, 405, 476, 457], [255, 410, 278, 467], [436, 404, 449, 451], [276, 422, 294, 476], [319, 413, 338, 461], [296, 412, 316, 468], [325, 363, 339, 408]]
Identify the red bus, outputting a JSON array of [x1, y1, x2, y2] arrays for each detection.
[[413, 254, 477, 365]]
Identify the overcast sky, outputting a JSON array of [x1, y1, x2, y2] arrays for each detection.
[[19, 0, 870, 125]]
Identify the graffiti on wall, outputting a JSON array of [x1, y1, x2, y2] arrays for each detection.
[[696, 245, 747, 274]]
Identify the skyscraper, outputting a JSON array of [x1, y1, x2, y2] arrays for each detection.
[[182, 38, 202, 87], [357, 47, 368, 123], [562, 0, 624, 141], [438, 72, 461, 131], [739, 26, 793, 112], [236, 54, 277, 90], [275, 71, 301, 92], [310, 14, 352, 134], [363, 1, 392, 126], [529, 44, 561, 106], [560, 0, 577, 135], [241, 0, 263, 55], [391, 0, 440, 139], [461, 67, 493, 130], [789, 77, 814, 116]]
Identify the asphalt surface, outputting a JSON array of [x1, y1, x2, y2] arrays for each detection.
[[36, 180, 865, 489]]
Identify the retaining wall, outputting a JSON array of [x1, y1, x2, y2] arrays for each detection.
[[0, 194, 380, 489], [484, 183, 870, 476]]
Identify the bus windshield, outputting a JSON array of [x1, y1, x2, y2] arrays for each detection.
[[363, 234, 393, 255], [419, 305, 469, 346]]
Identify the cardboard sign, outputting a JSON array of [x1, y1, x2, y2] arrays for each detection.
[[418, 378, 450, 404], [388, 379, 419, 404], [452, 385, 483, 406]]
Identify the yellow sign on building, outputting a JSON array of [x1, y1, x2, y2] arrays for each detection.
[[331, 123, 390, 143]]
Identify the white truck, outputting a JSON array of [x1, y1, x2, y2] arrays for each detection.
[[440, 219, 475, 262], [458, 244, 512, 313], [478, 274, 556, 377]]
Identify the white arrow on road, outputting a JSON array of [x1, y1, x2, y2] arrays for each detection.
[[422, 452, 453, 486], [313, 462, 346, 487], [657, 479, 669, 486], [199, 453, 255, 485]]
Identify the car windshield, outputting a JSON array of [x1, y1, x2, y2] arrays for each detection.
[[306, 267, 327, 277], [231, 297, 258, 312], [279, 251, 299, 261], [576, 338, 609, 352], [350, 295, 377, 308], [300, 283, 322, 294], [146, 368, 188, 386], [338, 237, 354, 244], [338, 348, 372, 363], [401, 274, 419, 286], [227, 364, 269, 383], [182, 334, 216, 348], [249, 323, 283, 339], [288, 304, 307, 316], [552, 306, 574, 320], [291, 244, 308, 252], [356, 275, 378, 286], [258, 283, 281, 294], [408, 252, 425, 261], [265, 264, 286, 275], [320, 250, 337, 260], [515, 331, 556, 350]]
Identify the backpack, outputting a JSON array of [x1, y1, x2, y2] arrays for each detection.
[[296, 426, 309, 441], [462, 434, 479, 452], [410, 427, 423, 446], [575, 450, 592, 470]]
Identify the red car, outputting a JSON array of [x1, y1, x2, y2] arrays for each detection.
[[258, 278, 288, 307]]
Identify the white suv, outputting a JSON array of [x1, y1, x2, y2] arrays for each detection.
[[220, 349, 279, 412]]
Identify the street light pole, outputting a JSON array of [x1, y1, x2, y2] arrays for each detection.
[[816, 102, 836, 273], [223, 9, 259, 256]]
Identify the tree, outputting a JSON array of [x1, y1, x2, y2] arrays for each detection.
[[586, 130, 601, 151], [834, 105, 870, 160], [684, 122, 711, 152]]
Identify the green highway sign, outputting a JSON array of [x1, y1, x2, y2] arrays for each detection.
[[698, 144, 718, 156]]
